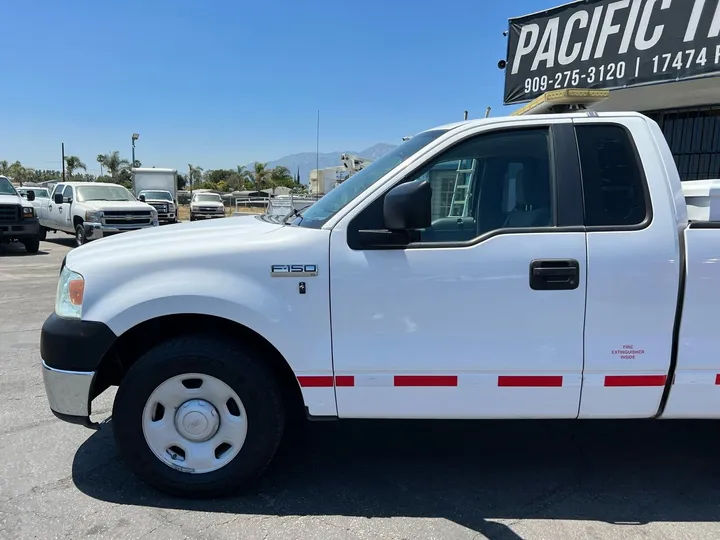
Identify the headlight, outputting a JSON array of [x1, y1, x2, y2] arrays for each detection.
[[22, 207, 35, 218], [217, 206, 224, 212], [55, 266, 84, 319], [85, 210, 103, 222]]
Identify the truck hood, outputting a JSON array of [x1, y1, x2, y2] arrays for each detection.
[[66, 215, 284, 272], [84, 200, 154, 212], [0, 194, 33, 209]]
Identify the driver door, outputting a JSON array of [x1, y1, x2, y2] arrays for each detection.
[[329, 121, 588, 419]]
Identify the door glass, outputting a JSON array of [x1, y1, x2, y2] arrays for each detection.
[[403, 128, 554, 243], [62, 185, 73, 203]]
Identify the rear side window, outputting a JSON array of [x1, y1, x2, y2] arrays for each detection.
[[576, 124, 648, 227]]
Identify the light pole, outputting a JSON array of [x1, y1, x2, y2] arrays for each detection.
[[131, 133, 139, 168]]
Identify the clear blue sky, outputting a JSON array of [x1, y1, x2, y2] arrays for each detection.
[[2, 0, 555, 176]]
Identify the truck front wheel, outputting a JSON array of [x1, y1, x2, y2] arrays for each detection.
[[112, 335, 285, 498], [22, 237, 40, 254]]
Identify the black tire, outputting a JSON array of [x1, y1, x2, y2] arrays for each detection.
[[75, 224, 85, 247], [112, 335, 286, 498], [23, 237, 40, 254], [38, 227, 47, 241], [190, 215, 195, 222]]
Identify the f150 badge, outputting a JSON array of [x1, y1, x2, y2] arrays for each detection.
[[271, 264, 318, 277]]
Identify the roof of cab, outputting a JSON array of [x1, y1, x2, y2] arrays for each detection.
[[417, 110, 649, 137]]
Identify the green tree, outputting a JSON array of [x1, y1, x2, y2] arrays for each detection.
[[0, 161, 9, 176], [64, 156, 87, 179], [187, 164, 204, 189], [250, 162, 269, 193], [8, 161, 35, 186], [96, 154, 105, 176], [99, 151, 130, 179], [269, 165, 295, 192], [176, 173, 188, 190]]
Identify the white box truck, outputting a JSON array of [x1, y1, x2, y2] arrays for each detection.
[[132, 168, 178, 224]]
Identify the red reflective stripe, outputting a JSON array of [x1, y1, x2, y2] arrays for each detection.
[[297, 376, 355, 387], [497, 376, 563, 387], [394, 375, 458, 387], [715, 374, 720, 385], [604, 375, 667, 387], [297, 376, 334, 388]]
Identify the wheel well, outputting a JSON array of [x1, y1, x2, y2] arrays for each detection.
[[73, 215, 83, 228], [94, 314, 306, 423]]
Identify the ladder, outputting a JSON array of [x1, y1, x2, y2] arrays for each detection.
[[448, 159, 476, 217]]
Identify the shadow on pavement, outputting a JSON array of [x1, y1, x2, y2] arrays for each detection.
[[72, 418, 720, 538], [0, 243, 50, 256]]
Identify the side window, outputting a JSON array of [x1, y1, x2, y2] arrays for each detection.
[[409, 127, 554, 243], [575, 124, 648, 227], [53, 184, 65, 199], [62, 185, 74, 202]]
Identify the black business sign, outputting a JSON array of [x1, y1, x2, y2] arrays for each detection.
[[504, 0, 720, 104]]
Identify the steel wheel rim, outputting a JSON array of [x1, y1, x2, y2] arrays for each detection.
[[141, 372, 248, 474], [76, 227, 84, 246]]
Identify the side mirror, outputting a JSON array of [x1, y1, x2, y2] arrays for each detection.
[[383, 180, 432, 231], [139, 194, 146, 202], [54, 193, 63, 204], [26, 190, 35, 202]]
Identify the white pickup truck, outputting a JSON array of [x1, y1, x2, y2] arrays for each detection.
[[38, 182, 158, 245], [40, 111, 719, 498]]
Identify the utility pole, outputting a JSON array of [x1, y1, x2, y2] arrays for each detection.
[[61, 143, 66, 182], [316, 110, 320, 198]]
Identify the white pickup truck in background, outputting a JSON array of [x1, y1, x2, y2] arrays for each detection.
[[38, 182, 158, 246], [40, 111, 720, 498]]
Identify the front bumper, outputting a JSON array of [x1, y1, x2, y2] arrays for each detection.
[[191, 211, 225, 219], [41, 360, 97, 427], [40, 313, 117, 428], [0, 218, 40, 240], [83, 220, 158, 241]]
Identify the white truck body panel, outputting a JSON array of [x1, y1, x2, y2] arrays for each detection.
[[72, 215, 336, 415], [132, 168, 177, 200], [55, 111, 720, 420]]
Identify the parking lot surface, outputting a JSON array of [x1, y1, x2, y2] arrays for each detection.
[[3, 232, 720, 539]]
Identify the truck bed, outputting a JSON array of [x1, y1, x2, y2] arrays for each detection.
[[662, 221, 720, 418]]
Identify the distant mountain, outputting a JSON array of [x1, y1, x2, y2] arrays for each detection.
[[248, 143, 398, 184]]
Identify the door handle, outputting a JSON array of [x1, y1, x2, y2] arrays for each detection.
[[529, 259, 580, 291]]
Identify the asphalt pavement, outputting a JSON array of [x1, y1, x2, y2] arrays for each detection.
[[2, 231, 720, 539]]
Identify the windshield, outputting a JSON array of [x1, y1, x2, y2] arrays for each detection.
[[193, 193, 222, 202], [76, 185, 134, 202], [140, 190, 172, 201], [0, 177, 18, 196], [294, 129, 449, 228]]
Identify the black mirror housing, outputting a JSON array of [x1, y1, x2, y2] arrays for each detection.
[[26, 190, 35, 201], [54, 193, 63, 204], [139, 194, 146, 202], [383, 180, 432, 231]]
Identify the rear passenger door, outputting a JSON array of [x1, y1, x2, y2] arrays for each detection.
[[574, 119, 681, 418], [330, 120, 589, 419]]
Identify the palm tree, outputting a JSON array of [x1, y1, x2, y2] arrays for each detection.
[[0, 161, 9, 176], [235, 165, 253, 190], [96, 154, 105, 176], [64, 156, 87, 179], [8, 161, 35, 186], [251, 162, 269, 193], [99, 151, 130, 178], [188, 164, 204, 189], [269, 166, 293, 194]]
